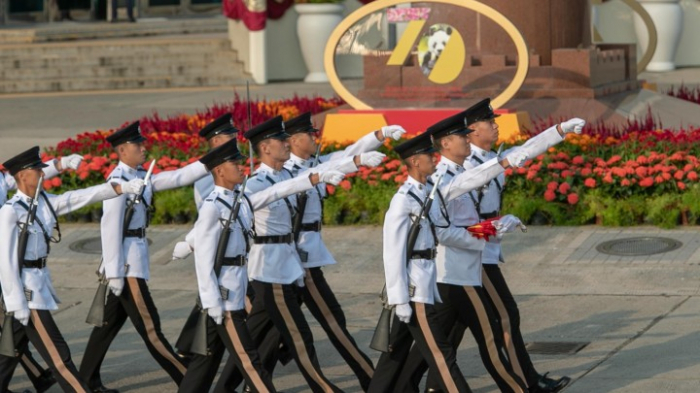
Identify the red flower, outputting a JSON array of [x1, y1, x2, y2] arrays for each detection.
[[637, 155, 648, 165], [603, 173, 614, 184], [339, 180, 351, 191], [51, 177, 62, 187], [561, 170, 573, 178], [635, 167, 648, 178], [43, 180, 53, 190], [326, 184, 336, 195], [677, 181, 687, 190], [688, 171, 698, 181], [639, 177, 654, 187], [544, 190, 556, 202], [580, 168, 592, 177], [558, 182, 571, 194], [547, 181, 558, 191], [621, 179, 631, 187], [584, 178, 596, 188], [567, 193, 579, 205], [572, 156, 584, 165], [654, 175, 664, 184]]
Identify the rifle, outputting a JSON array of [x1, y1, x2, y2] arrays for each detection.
[[0, 175, 43, 357], [292, 143, 322, 253], [86, 160, 156, 327], [189, 176, 249, 356], [369, 173, 443, 352]]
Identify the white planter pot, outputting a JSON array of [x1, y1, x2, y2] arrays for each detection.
[[295, 3, 344, 83], [633, 0, 683, 72]]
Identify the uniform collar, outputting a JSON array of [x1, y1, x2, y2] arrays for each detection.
[[15, 190, 33, 204], [289, 153, 309, 168], [470, 144, 492, 159], [406, 176, 427, 193], [439, 156, 465, 173], [257, 162, 282, 176], [117, 161, 138, 176], [214, 185, 235, 197]]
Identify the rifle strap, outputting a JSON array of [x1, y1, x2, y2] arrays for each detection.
[[16, 200, 51, 253], [215, 197, 251, 253], [406, 190, 438, 249], [40, 192, 61, 243], [265, 175, 296, 219]]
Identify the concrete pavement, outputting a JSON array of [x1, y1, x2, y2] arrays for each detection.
[[7, 224, 700, 392]]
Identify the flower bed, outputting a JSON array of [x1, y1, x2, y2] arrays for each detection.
[[23, 95, 700, 228]]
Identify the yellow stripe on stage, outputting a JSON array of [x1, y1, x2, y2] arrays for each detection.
[[386, 20, 426, 66], [322, 113, 388, 143]]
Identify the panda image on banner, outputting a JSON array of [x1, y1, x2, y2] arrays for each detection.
[[419, 24, 453, 76]]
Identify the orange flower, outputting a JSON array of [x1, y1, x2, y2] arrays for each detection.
[[584, 178, 596, 188], [544, 190, 556, 202], [639, 177, 654, 187], [567, 193, 579, 205], [558, 182, 570, 194]]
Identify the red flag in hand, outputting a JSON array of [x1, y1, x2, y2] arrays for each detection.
[[466, 217, 501, 241]]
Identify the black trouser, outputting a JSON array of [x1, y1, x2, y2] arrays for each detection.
[[397, 284, 527, 393], [0, 312, 51, 391], [482, 264, 539, 387], [111, 0, 134, 18], [368, 302, 471, 393], [220, 267, 375, 391], [0, 310, 91, 392], [178, 310, 276, 393], [79, 277, 188, 387], [237, 280, 342, 393]]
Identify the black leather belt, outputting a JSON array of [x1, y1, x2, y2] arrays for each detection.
[[124, 228, 146, 238], [480, 211, 499, 219], [22, 257, 47, 269], [221, 255, 247, 266], [300, 221, 322, 232], [254, 233, 292, 244], [410, 249, 437, 260]]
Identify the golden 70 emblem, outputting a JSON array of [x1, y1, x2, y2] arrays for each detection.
[[324, 0, 530, 110]]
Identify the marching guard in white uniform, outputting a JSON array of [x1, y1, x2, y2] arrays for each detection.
[[219, 112, 400, 392], [0, 146, 144, 392], [0, 153, 82, 393], [368, 108, 530, 393], [397, 100, 585, 393], [78, 122, 210, 392], [177, 130, 347, 392]]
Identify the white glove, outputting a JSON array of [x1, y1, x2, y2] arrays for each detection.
[[560, 118, 586, 134], [381, 125, 406, 141], [15, 308, 30, 326], [120, 178, 145, 195], [295, 277, 306, 288], [494, 214, 522, 235], [109, 278, 124, 296], [60, 154, 83, 171], [172, 241, 193, 260], [359, 152, 386, 168], [505, 150, 529, 168], [318, 170, 345, 186], [208, 305, 224, 325], [395, 303, 412, 324]]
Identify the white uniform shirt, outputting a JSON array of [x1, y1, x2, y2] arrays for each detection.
[[469, 124, 564, 265], [383, 176, 443, 306], [0, 183, 119, 312], [281, 130, 384, 268], [195, 175, 319, 310], [193, 175, 215, 210], [430, 156, 505, 286], [101, 160, 207, 280], [0, 161, 60, 204]]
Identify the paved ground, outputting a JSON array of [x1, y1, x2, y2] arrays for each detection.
[[6, 224, 700, 392]]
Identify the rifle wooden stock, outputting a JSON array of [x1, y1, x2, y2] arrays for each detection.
[[369, 304, 393, 353]]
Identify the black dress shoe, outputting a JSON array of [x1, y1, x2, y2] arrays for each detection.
[[35, 369, 57, 393], [425, 389, 444, 393], [529, 373, 571, 393], [91, 384, 120, 393]]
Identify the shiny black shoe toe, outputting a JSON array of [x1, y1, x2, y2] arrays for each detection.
[[35, 369, 57, 393], [530, 372, 571, 393], [91, 384, 120, 393]]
